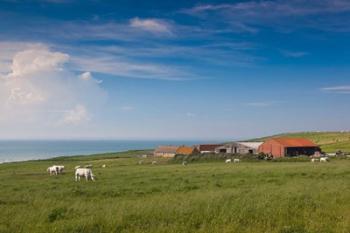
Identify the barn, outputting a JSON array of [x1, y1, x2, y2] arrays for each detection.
[[196, 144, 222, 154], [153, 146, 179, 158], [215, 142, 263, 154], [176, 146, 199, 155], [258, 138, 320, 158]]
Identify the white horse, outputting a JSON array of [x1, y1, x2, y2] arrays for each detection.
[[75, 168, 95, 181], [47, 166, 58, 176]]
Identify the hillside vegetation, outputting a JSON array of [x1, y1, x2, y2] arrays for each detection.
[[0, 150, 350, 233], [256, 131, 350, 153]]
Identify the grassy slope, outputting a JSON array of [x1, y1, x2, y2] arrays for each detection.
[[255, 131, 350, 153], [0, 150, 350, 233]]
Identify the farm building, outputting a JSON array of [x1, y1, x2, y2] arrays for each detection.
[[176, 146, 199, 155], [258, 138, 320, 158], [215, 142, 263, 154], [196, 144, 222, 153], [154, 146, 179, 158]]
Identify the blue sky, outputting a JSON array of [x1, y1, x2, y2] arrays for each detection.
[[0, 0, 349, 140]]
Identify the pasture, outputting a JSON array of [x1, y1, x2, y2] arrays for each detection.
[[0, 151, 349, 233]]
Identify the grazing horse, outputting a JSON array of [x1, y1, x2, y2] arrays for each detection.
[[75, 168, 95, 181]]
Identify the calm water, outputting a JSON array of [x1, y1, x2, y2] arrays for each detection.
[[0, 140, 207, 163]]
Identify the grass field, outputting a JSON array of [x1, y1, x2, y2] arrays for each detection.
[[255, 131, 350, 153], [0, 150, 349, 233]]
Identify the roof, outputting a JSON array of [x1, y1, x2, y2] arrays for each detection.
[[270, 138, 317, 147], [238, 142, 263, 149], [154, 146, 178, 154], [176, 146, 197, 155], [197, 144, 221, 151]]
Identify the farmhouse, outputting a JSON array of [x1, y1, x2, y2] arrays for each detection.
[[215, 142, 263, 154], [196, 144, 222, 154], [154, 146, 179, 158], [258, 138, 320, 158], [176, 146, 199, 155]]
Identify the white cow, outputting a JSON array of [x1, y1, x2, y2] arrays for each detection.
[[75, 168, 95, 181], [320, 157, 329, 162], [47, 166, 58, 176], [225, 159, 232, 163], [233, 159, 240, 163], [311, 158, 319, 163]]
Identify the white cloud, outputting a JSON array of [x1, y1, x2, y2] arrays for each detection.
[[0, 44, 106, 135], [79, 71, 103, 84], [9, 47, 69, 77], [321, 86, 350, 94], [63, 104, 89, 124], [130, 17, 172, 35]]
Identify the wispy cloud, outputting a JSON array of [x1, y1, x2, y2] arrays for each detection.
[[321, 85, 350, 94], [129, 17, 173, 35], [244, 101, 283, 107], [183, 0, 350, 33], [280, 50, 309, 58]]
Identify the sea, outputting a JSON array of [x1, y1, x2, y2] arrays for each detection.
[[0, 140, 210, 163]]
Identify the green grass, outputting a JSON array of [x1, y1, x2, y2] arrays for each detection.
[[1, 150, 350, 233], [255, 131, 350, 153]]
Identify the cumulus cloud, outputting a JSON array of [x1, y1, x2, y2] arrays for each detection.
[[0, 44, 106, 134], [62, 105, 90, 124], [130, 17, 172, 35]]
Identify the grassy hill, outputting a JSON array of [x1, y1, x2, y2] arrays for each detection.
[[254, 131, 350, 153], [0, 151, 349, 233]]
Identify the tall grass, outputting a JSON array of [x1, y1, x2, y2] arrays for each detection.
[[0, 152, 349, 233]]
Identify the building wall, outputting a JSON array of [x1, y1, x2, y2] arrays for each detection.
[[154, 152, 176, 158], [258, 140, 285, 158]]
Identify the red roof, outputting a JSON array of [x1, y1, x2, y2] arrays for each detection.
[[271, 138, 317, 147], [197, 144, 221, 152]]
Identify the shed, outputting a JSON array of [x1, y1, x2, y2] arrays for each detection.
[[258, 138, 320, 158], [215, 142, 262, 154], [154, 146, 179, 158]]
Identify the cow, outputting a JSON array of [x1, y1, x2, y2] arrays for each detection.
[[320, 157, 329, 162], [47, 166, 58, 176], [225, 159, 232, 163], [75, 168, 95, 181], [233, 159, 240, 163]]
